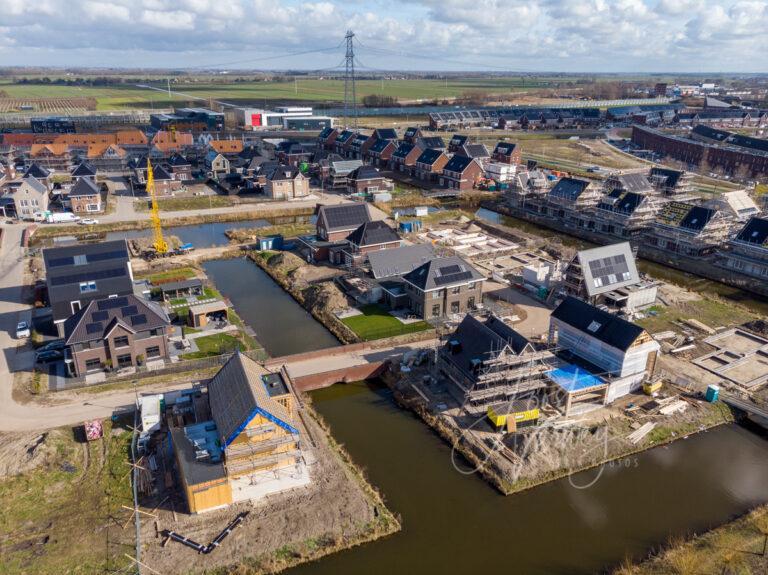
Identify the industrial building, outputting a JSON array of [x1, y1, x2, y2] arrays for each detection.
[[234, 106, 333, 130], [150, 108, 225, 132]]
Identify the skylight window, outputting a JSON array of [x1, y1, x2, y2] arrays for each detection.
[[587, 321, 601, 333]]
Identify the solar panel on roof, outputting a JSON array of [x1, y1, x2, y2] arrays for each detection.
[[50, 267, 127, 287], [92, 310, 108, 322], [85, 322, 103, 334], [120, 305, 138, 317], [130, 314, 147, 327], [588, 254, 631, 288], [97, 296, 128, 311], [86, 249, 128, 263], [439, 264, 462, 275], [434, 271, 473, 286], [47, 256, 75, 268]]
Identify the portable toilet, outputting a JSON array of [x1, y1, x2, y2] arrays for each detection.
[[258, 234, 284, 251], [705, 384, 720, 403]]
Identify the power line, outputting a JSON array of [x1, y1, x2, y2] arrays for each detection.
[[183, 43, 345, 71], [343, 30, 357, 129]]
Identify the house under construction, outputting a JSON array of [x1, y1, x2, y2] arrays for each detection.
[[438, 314, 555, 417]]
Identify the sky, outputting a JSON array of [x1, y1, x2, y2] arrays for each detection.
[[1, 0, 767, 73]]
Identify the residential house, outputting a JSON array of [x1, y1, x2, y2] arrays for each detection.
[[63, 294, 170, 377], [548, 296, 660, 404], [645, 201, 730, 256], [719, 216, 768, 280], [317, 127, 339, 150], [327, 159, 363, 190], [368, 243, 436, 279], [372, 128, 398, 142], [209, 139, 244, 158], [167, 154, 193, 182], [3, 175, 49, 220], [562, 242, 657, 312], [403, 126, 423, 144], [333, 130, 356, 157], [594, 189, 656, 238], [130, 156, 150, 185], [346, 165, 392, 195], [401, 255, 485, 319], [438, 314, 553, 416], [29, 143, 71, 172], [457, 143, 490, 165], [171, 352, 302, 513], [336, 220, 401, 266], [389, 142, 422, 174], [86, 144, 128, 173], [414, 148, 449, 183], [70, 162, 97, 183], [543, 177, 602, 229], [648, 167, 694, 196], [365, 139, 397, 168], [491, 142, 522, 165], [68, 177, 103, 214], [152, 164, 182, 196], [265, 166, 310, 200], [348, 133, 374, 160], [43, 240, 135, 336], [151, 131, 194, 158], [415, 136, 446, 151], [448, 134, 469, 153], [205, 151, 231, 180], [439, 155, 483, 191], [277, 141, 313, 167], [22, 163, 51, 185], [316, 202, 373, 242]]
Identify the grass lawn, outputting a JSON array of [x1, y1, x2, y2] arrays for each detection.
[[134, 195, 237, 212], [138, 266, 197, 284], [181, 332, 244, 359], [0, 420, 134, 574], [341, 304, 431, 341], [636, 298, 756, 334]]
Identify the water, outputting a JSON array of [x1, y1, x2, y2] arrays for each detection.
[[201, 258, 338, 357], [288, 382, 768, 575], [105, 219, 272, 248], [474, 207, 768, 315]]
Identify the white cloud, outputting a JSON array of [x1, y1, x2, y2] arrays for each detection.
[[0, 0, 765, 71]]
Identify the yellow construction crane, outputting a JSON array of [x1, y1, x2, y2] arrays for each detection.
[[146, 159, 168, 255]]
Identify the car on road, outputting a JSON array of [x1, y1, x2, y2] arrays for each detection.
[[79, 218, 99, 225], [35, 349, 63, 364], [15, 321, 30, 339]]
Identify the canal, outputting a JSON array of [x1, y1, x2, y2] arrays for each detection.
[[289, 382, 768, 575], [104, 216, 314, 249], [474, 207, 768, 315], [201, 257, 338, 357]]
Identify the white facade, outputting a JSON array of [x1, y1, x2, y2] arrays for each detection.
[[486, 162, 517, 183]]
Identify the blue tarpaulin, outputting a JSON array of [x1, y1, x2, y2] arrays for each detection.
[[546, 364, 604, 392]]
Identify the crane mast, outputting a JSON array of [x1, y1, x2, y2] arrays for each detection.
[[146, 160, 168, 255]]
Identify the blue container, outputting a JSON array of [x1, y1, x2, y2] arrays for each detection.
[[258, 235, 283, 251], [705, 384, 720, 403]]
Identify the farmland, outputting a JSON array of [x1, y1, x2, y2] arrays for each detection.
[[0, 76, 555, 112]]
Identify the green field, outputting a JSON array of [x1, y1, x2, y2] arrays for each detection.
[[0, 76, 549, 111]]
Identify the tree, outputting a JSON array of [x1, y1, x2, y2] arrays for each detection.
[[361, 94, 398, 107]]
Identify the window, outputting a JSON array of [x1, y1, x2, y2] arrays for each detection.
[[452, 286, 461, 295], [74, 254, 87, 266], [451, 301, 460, 314], [432, 291, 441, 299], [113, 335, 129, 348], [468, 282, 476, 290], [86, 204, 99, 212], [149, 328, 160, 337], [432, 305, 440, 317], [79, 281, 96, 293], [71, 301, 81, 313], [116, 354, 132, 368], [468, 297, 476, 309], [84, 358, 101, 372], [146, 345, 161, 359]]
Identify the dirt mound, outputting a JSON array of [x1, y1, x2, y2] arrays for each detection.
[[0, 432, 55, 478], [302, 281, 347, 315]]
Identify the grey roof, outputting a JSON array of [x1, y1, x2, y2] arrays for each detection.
[[71, 162, 96, 178], [207, 352, 298, 447], [330, 159, 363, 175], [169, 426, 226, 486], [23, 163, 50, 180], [153, 165, 172, 180], [268, 166, 302, 181], [167, 153, 191, 166], [43, 239, 134, 323], [68, 177, 100, 198], [610, 173, 652, 194], [416, 136, 446, 150], [316, 203, 372, 233], [63, 293, 169, 345], [346, 220, 400, 247], [415, 148, 445, 166], [392, 142, 418, 159], [493, 142, 518, 156], [549, 177, 591, 201], [444, 314, 533, 379], [649, 167, 685, 188], [158, 278, 203, 293], [575, 242, 640, 297], [459, 143, 490, 159], [402, 256, 484, 292], [551, 296, 645, 352], [374, 128, 398, 140], [443, 154, 476, 173], [348, 165, 384, 181], [21, 174, 47, 194], [368, 243, 436, 279], [368, 139, 394, 154]]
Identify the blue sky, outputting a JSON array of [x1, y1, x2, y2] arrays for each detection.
[[1, 0, 767, 72]]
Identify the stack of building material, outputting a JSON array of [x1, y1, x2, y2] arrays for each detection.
[[659, 400, 688, 415], [628, 422, 656, 444]]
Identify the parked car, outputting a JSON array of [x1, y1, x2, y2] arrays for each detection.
[[37, 339, 66, 353], [35, 349, 63, 363], [15, 321, 30, 339], [79, 218, 99, 225]]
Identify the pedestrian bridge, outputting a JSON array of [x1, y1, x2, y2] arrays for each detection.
[[720, 393, 768, 429], [265, 339, 435, 392]]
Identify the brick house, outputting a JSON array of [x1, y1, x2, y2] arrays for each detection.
[[318, 127, 339, 150], [414, 148, 449, 183], [389, 142, 422, 174], [334, 130, 356, 157], [64, 294, 171, 377], [448, 134, 469, 153], [167, 154, 193, 182], [70, 162, 97, 183], [4, 176, 49, 220], [152, 165, 182, 195], [29, 143, 71, 171], [364, 139, 397, 167], [316, 203, 372, 242], [209, 139, 244, 158], [86, 144, 128, 173], [491, 142, 521, 164], [403, 126, 423, 144], [440, 155, 483, 191], [68, 177, 103, 214], [401, 256, 485, 319], [338, 220, 401, 266], [346, 165, 392, 194], [265, 166, 310, 200], [348, 133, 373, 160]]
